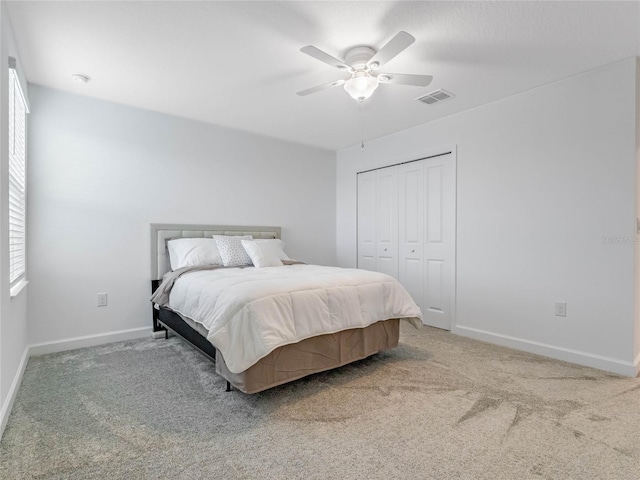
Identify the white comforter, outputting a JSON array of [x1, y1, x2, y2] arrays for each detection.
[[168, 264, 422, 373]]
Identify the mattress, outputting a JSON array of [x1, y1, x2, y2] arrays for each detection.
[[156, 263, 422, 374]]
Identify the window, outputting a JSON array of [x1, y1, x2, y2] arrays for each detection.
[[8, 57, 28, 286]]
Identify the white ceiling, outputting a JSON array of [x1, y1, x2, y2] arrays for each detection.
[[6, 1, 639, 151]]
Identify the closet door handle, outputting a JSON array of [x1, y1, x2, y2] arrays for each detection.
[[384, 248, 387, 252], [411, 249, 415, 253]]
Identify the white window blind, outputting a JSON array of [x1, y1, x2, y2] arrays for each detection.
[[9, 58, 28, 284]]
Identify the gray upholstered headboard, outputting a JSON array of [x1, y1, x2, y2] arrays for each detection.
[[150, 223, 281, 280]]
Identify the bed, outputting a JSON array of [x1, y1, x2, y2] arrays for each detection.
[[150, 223, 422, 393]]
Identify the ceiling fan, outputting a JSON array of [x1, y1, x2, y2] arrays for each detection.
[[297, 31, 433, 102]]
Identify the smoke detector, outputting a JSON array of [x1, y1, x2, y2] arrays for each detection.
[[71, 73, 90, 84]]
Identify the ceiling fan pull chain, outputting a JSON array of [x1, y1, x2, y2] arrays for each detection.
[[360, 104, 365, 151]]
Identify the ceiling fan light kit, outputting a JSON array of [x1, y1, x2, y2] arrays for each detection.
[[297, 31, 433, 102], [344, 72, 379, 101]]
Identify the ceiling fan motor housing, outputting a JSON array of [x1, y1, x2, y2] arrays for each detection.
[[343, 46, 376, 70]]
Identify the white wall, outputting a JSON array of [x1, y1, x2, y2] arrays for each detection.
[[337, 58, 639, 376], [0, 3, 29, 433], [27, 85, 336, 345]]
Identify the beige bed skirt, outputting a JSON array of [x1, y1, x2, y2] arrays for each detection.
[[215, 319, 400, 394]]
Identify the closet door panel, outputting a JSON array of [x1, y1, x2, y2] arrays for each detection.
[[425, 259, 444, 311], [375, 166, 399, 278], [357, 170, 377, 272], [423, 158, 455, 330], [426, 167, 443, 242], [399, 161, 424, 310]]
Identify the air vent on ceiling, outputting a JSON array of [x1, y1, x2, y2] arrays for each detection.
[[416, 89, 454, 105]]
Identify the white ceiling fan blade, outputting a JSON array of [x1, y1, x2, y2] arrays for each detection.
[[378, 73, 433, 87], [367, 31, 415, 69], [300, 46, 351, 71], [296, 79, 345, 96]]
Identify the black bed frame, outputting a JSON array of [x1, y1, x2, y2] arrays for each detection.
[[152, 279, 232, 391]]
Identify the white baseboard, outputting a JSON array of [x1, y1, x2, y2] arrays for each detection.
[[0, 327, 152, 439], [633, 351, 640, 377], [453, 324, 638, 377], [1, 326, 154, 440], [1, 346, 30, 440], [29, 326, 153, 356]]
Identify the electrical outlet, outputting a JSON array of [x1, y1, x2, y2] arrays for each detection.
[[555, 302, 566, 317], [97, 293, 108, 307]]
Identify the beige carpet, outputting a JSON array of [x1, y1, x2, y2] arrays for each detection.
[[1, 324, 639, 479]]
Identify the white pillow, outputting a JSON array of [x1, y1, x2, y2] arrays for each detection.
[[241, 239, 283, 268], [213, 235, 253, 267], [167, 238, 221, 270], [253, 238, 290, 261]]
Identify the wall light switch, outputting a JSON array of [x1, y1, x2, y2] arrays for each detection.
[[97, 293, 108, 307], [555, 302, 566, 317]]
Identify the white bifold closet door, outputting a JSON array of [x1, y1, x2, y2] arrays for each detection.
[[398, 161, 425, 310], [374, 166, 399, 278], [357, 166, 399, 279], [356, 170, 377, 272], [358, 154, 455, 330], [420, 156, 455, 330]]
